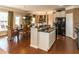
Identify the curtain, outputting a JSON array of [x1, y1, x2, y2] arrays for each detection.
[[8, 11, 13, 40]]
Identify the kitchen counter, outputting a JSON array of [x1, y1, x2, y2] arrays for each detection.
[[38, 27, 55, 33], [30, 26, 56, 51]]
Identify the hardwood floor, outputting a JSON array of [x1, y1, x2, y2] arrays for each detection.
[[0, 35, 79, 54]]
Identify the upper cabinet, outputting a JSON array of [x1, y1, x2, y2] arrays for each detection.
[[32, 11, 54, 27], [55, 11, 66, 17]]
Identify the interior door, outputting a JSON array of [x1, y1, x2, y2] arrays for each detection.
[[66, 13, 73, 38]]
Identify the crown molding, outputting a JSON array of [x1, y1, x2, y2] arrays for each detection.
[[65, 5, 79, 10]]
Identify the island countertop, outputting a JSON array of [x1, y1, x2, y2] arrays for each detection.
[[38, 27, 55, 33]]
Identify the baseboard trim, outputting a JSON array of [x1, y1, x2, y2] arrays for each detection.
[[30, 44, 38, 49], [66, 36, 76, 40], [38, 48, 48, 52]]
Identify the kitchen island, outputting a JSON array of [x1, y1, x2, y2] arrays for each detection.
[[30, 26, 56, 51]]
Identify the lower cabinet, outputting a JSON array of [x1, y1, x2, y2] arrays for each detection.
[[30, 27, 38, 48], [38, 30, 55, 51]]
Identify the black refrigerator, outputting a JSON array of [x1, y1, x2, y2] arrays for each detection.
[[55, 17, 66, 38]]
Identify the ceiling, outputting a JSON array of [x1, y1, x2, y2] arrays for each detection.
[[3, 5, 69, 12]]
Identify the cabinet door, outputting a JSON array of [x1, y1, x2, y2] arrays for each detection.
[[49, 31, 55, 48], [38, 32, 49, 51], [31, 28, 38, 48]]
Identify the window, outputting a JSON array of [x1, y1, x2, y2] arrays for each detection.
[[15, 16, 20, 27], [0, 12, 8, 31]]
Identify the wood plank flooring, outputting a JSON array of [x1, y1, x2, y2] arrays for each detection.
[[0, 35, 79, 54]]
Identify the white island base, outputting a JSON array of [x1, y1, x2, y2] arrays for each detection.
[[38, 31, 55, 51], [30, 27, 38, 48], [30, 27, 56, 52]]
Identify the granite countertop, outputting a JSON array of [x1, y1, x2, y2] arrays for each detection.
[[38, 27, 55, 33], [31, 25, 55, 33]]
